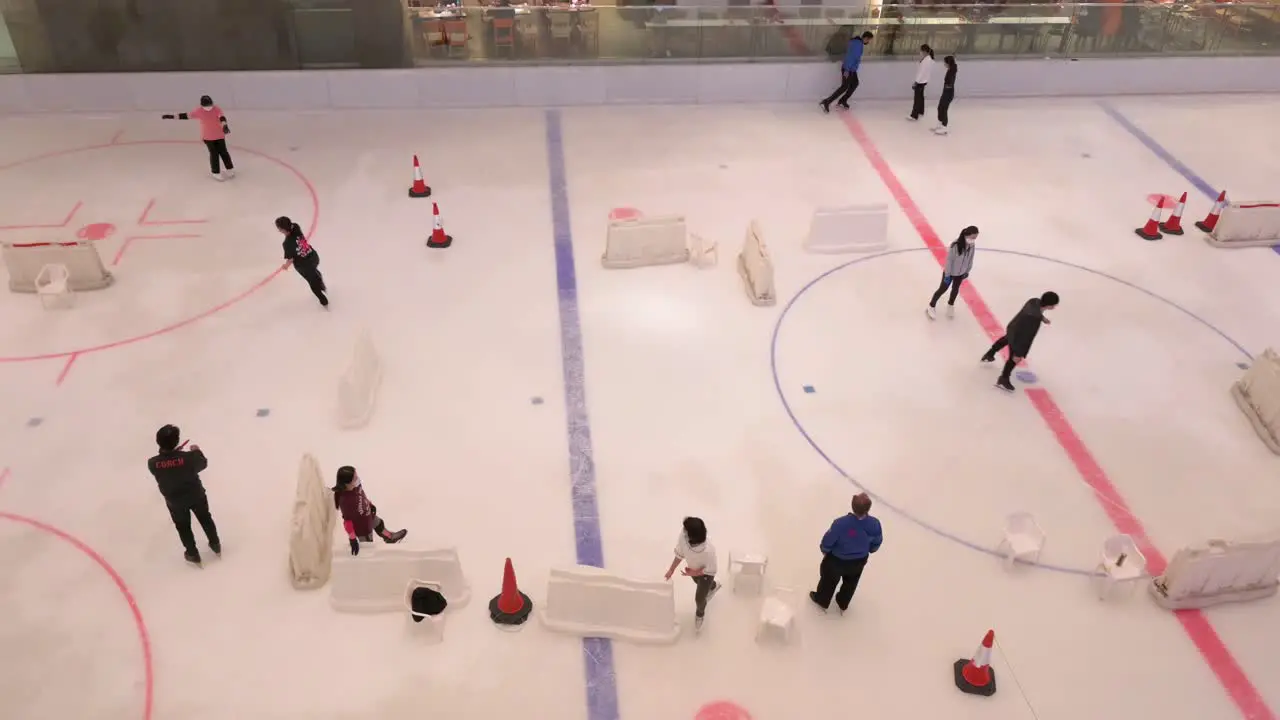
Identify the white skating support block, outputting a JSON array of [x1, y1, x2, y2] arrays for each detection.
[[602, 214, 691, 269], [1208, 201, 1280, 248], [288, 453, 337, 590], [1232, 348, 1280, 455], [803, 204, 890, 254], [1150, 537, 1280, 610], [737, 220, 776, 307], [337, 330, 382, 430], [3, 241, 114, 293], [330, 545, 471, 614], [540, 565, 680, 644]]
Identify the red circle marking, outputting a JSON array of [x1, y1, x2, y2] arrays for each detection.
[[1146, 193, 1176, 208], [0, 511, 153, 720], [695, 701, 753, 720], [0, 140, 320, 362], [76, 222, 117, 241], [609, 207, 641, 222]]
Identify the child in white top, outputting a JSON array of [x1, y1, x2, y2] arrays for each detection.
[[664, 516, 720, 632], [908, 44, 936, 121]]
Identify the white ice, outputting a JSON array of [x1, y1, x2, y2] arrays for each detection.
[[1, 95, 1279, 720]]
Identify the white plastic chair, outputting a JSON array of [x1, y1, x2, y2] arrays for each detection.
[[35, 263, 73, 309], [997, 512, 1046, 570], [728, 552, 768, 596], [1094, 534, 1147, 600], [755, 586, 795, 645], [404, 580, 446, 643]]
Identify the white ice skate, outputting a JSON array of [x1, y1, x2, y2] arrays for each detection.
[[926, 306, 937, 320], [946, 304, 955, 319]]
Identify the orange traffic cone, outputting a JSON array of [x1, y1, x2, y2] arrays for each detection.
[[1195, 191, 1226, 233], [426, 202, 453, 249], [1160, 192, 1187, 235], [408, 155, 432, 199], [1135, 197, 1164, 241], [489, 558, 533, 626], [953, 629, 997, 696]]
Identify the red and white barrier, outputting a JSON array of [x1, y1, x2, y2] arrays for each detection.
[[1205, 199, 1280, 248]]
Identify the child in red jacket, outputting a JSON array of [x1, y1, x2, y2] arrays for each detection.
[[333, 466, 406, 556]]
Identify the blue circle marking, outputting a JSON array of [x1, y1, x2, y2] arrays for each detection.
[[771, 247, 1253, 575], [1014, 370, 1038, 384]]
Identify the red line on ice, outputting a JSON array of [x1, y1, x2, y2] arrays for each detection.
[[0, 201, 83, 231], [55, 353, 79, 385], [137, 198, 208, 227], [838, 112, 1274, 720], [112, 233, 203, 266], [0, 509, 154, 720]]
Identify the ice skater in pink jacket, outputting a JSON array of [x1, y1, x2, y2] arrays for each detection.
[[161, 95, 235, 181]]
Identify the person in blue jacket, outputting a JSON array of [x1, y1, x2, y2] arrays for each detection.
[[821, 31, 875, 113], [810, 492, 883, 613]]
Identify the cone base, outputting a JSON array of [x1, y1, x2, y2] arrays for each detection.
[[409, 186, 432, 198], [1195, 221, 1217, 233], [954, 659, 997, 696], [1135, 227, 1162, 241], [489, 591, 533, 626], [427, 234, 453, 249], [1159, 223, 1185, 235]]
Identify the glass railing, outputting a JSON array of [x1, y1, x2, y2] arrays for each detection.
[[0, 1, 1276, 74]]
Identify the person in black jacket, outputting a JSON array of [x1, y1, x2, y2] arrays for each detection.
[[982, 291, 1059, 392], [147, 424, 221, 567], [276, 216, 327, 307], [933, 55, 957, 136]]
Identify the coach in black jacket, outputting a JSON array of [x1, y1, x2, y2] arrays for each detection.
[[982, 291, 1059, 393], [148, 424, 221, 567]]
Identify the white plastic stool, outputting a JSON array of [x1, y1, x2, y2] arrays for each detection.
[[728, 552, 768, 596], [755, 587, 795, 645], [35, 263, 73, 310], [689, 232, 719, 269], [1093, 534, 1147, 601], [404, 580, 446, 644]]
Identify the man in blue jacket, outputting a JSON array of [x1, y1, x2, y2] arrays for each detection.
[[821, 31, 874, 113], [810, 492, 882, 613]]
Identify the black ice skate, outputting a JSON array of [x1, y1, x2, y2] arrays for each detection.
[[980, 354, 995, 364], [184, 552, 203, 567], [382, 529, 407, 543], [837, 101, 851, 110], [210, 542, 221, 557], [995, 378, 1016, 393], [819, 101, 831, 114]]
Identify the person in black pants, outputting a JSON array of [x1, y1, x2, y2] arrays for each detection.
[[161, 95, 235, 181], [908, 44, 934, 121], [147, 424, 221, 567], [810, 493, 883, 614], [982, 291, 1059, 392], [933, 55, 958, 136], [820, 31, 874, 113], [277, 216, 328, 307]]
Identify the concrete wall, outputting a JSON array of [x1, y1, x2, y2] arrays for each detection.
[[2, 55, 1279, 113]]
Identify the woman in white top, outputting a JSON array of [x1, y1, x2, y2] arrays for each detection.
[[908, 44, 935, 122], [664, 516, 720, 632]]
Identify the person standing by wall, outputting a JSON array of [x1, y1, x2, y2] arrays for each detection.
[[907, 44, 935, 121], [810, 493, 882, 614], [162, 95, 235, 181], [147, 425, 221, 567], [333, 466, 407, 556], [926, 225, 978, 319], [663, 516, 720, 633], [981, 291, 1060, 392], [933, 55, 958, 135], [820, 31, 875, 113], [276, 216, 328, 308]]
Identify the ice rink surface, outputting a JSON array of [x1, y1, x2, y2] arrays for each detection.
[[1, 94, 1278, 720]]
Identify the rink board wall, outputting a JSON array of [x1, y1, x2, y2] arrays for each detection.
[[1, 56, 1279, 113]]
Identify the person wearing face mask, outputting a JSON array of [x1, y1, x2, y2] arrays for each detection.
[[933, 55, 957, 136], [161, 95, 235, 181], [982, 291, 1060, 393], [926, 225, 977, 320], [276, 215, 328, 308], [908, 44, 935, 122]]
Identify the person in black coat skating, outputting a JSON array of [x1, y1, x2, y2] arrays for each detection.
[[147, 424, 221, 567], [981, 291, 1059, 392], [277, 216, 327, 307]]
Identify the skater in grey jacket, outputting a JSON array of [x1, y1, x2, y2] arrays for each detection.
[[927, 226, 978, 319]]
